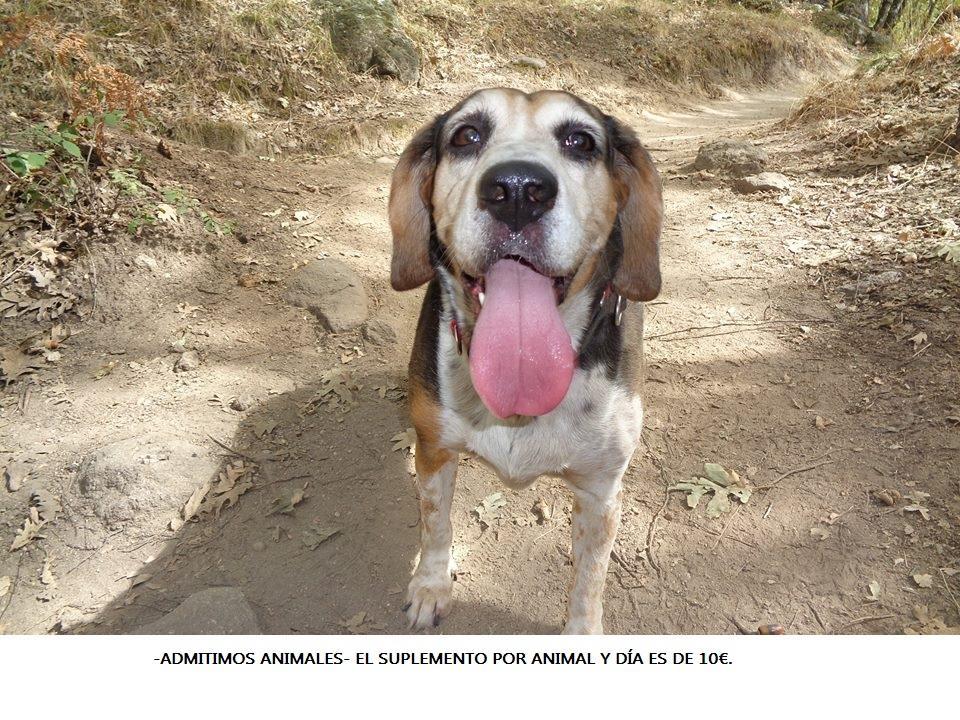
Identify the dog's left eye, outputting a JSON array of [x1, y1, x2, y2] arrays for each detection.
[[563, 131, 596, 153]]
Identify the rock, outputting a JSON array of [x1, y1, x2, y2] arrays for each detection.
[[839, 270, 902, 297], [174, 350, 201, 372], [133, 587, 260, 635], [362, 318, 397, 346], [734, 172, 792, 193], [75, 434, 216, 531], [694, 139, 768, 177], [134, 254, 157, 271], [4, 462, 30, 492], [285, 259, 368, 332], [513, 55, 547, 70], [325, 0, 420, 83], [230, 394, 254, 412]]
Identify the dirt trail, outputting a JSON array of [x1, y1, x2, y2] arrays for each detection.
[[2, 82, 956, 635]]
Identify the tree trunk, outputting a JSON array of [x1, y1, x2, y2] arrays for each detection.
[[877, 0, 907, 30], [874, 0, 894, 30], [836, 0, 870, 25]]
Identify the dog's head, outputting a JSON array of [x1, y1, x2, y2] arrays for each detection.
[[389, 88, 663, 418], [388, 88, 662, 305]]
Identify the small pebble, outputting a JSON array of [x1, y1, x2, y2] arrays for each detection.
[[174, 350, 201, 373], [230, 395, 254, 412]]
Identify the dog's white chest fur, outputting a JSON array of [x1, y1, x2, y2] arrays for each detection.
[[435, 325, 643, 487]]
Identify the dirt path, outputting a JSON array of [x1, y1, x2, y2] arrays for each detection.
[[2, 83, 956, 635]]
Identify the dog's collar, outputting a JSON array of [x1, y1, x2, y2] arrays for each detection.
[[449, 283, 625, 357]]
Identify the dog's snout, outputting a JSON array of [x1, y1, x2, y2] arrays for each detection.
[[478, 161, 558, 232]]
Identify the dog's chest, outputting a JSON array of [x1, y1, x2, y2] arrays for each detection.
[[436, 335, 642, 486]]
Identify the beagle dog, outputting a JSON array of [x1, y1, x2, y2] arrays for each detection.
[[389, 88, 662, 634]]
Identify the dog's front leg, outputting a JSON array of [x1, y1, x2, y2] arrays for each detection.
[[563, 473, 623, 634], [404, 444, 458, 629]]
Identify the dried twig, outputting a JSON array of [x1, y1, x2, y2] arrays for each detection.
[[0, 250, 40, 288], [81, 240, 97, 313], [711, 503, 744, 552], [206, 433, 260, 463], [0, 554, 25, 625], [940, 568, 960, 617], [757, 449, 837, 491], [835, 614, 896, 633], [643, 454, 670, 579], [647, 318, 831, 341], [689, 520, 759, 549]]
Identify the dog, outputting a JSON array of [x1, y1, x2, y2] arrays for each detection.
[[388, 88, 662, 634]]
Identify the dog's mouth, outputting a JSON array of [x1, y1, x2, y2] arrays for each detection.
[[462, 256, 576, 419], [460, 256, 573, 316]]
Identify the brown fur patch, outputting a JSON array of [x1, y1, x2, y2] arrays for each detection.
[[410, 378, 453, 476], [389, 120, 441, 291], [610, 126, 663, 302]]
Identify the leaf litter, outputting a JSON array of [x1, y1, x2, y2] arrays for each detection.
[[391, 427, 417, 456], [9, 489, 61, 551], [170, 459, 257, 529], [473, 492, 507, 529], [267, 483, 308, 516], [669, 462, 752, 518]]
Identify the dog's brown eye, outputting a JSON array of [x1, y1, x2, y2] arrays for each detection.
[[564, 131, 595, 153], [452, 125, 482, 147]]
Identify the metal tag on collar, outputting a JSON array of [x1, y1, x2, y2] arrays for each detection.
[[614, 294, 626, 326], [450, 319, 463, 355]]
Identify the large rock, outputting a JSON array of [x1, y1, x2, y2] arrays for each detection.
[[75, 434, 216, 531], [285, 259, 368, 332], [694, 139, 768, 177], [133, 587, 260, 634], [734, 172, 792, 193], [324, 0, 420, 83], [362, 317, 397, 346]]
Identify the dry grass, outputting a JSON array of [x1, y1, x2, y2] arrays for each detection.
[[406, 0, 846, 93], [789, 24, 960, 157], [1, 0, 847, 156]]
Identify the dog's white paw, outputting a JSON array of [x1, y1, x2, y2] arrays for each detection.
[[403, 573, 453, 630]]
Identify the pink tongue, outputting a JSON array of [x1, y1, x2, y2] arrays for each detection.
[[469, 259, 575, 418]]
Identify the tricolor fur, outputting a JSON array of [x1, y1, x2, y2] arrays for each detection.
[[389, 88, 663, 634]]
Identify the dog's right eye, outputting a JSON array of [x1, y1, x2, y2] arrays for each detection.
[[451, 126, 482, 147]]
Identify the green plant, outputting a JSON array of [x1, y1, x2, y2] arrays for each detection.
[[3, 148, 49, 176], [108, 167, 146, 196]]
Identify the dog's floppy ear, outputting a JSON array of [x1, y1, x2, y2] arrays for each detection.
[[388, 114, 446, 291], [606, 116, 663, 302]]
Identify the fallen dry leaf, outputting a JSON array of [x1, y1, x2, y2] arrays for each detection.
[[391, 427, 417, 456], [913, 573, 934, 588], [302, 525, 341, 550], [473, 492, 507, 529], [10, 514, 45, 551], [267, 484, 308, 516], [669, 462, 751, 518]]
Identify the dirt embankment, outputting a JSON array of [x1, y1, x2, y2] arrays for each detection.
[[2, 4, 958, 636]]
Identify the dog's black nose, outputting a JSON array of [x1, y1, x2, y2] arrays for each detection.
[[478, 161, 558, 232]]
